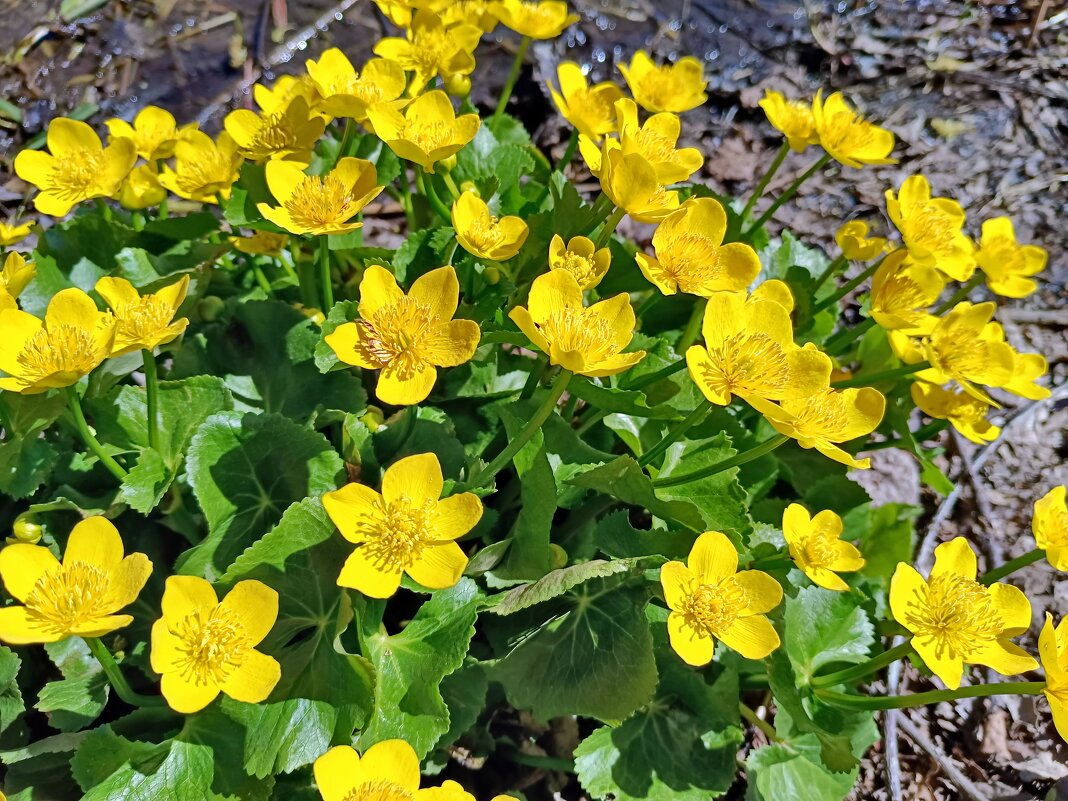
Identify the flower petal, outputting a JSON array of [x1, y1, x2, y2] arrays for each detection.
[[382, 452, 443, 506], [406, 541, 467, 590], [161, 574, 218, 621], [719, 614, 780, 660], [358, 265, 405, 320], [337, 548, 403, 598], [968, 639, 1038, 678], [0, 543, 59, 603], [733, 570, 783, 615], [667, 610, 714, 666], [161, 671, 221, 713], [314, 746, 364, 801], [105, 553, 153, 610], [527, 270, 582, 326], [688, 530, 738, 584], [376, 362, 437, 406], [323, 483, 383, 544], [357, 739, 422, 794], [424, 320, 480, 368], [433, 493, 483, 540], [409, 266, 460, 322], [218, 580, 279, 645], [0, 606, 58, 644], [63, 516, 125, 571], [930, 537, 977, 580], [219, 648, 281, 703]]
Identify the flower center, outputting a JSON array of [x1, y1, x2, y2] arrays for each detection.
[[982, 236, 1026, 276], [780, 102, 813, 136], [116, 296, 175, 343], [409, 29, 453, 76], [557, 251, 598, 286], [660, 233, 722, 290], [635, 71, 685, 109], [634, 126, 676, 163], [904, 573, 1003, 660], [701, 332, 789, 398], [786, 389, 850, 440], [173, 607, 250, 686], [874, 272, 929, 320], [177, 150, 234, 194], [24, 561, 113, 636], [1039, 507, 1068, 550], [796, 528, 838, 569], [930, 317, 987, 378], [47, 151, 104, 200], [464, 213, 504, 253], [682, 578, 748, 635], [16, 324, 103, 384], [343, 779, 414, 801], [134, 124, 175, 158], [356, 297, 438, 377], [820, 110, 875, 152], [539, 307, 617, 363], [401, 118, 454, 153], [358, 496, 436, 570], [902, 203, 959, 257], [285, 174, 361, 229], [247, 112, 297, 156]]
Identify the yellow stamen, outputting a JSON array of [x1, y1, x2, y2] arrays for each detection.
[[24, 561, 113, 636], [682, 578, 749, 635], [702, 333, 790, 397], [355, 297, 438, 378], [174, 607, 251, 686], [16, 325, 103, 385], [905, 573, 1003, 660]]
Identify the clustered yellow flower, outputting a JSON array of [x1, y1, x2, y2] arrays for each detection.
[[452, 191, 529, 261]]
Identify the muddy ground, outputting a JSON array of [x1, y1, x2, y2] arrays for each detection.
[[0, 0, 1066, 798]]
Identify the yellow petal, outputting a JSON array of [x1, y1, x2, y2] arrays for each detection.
[[508, 307, 551, 354], [433, 493, 483, 540], [105, 553, 153, 610], [69, 613, 134, 638], [527, 270, 582, 326], [357, 739, 422, 794], [987, 582, 1032, 634], [733, 570, 783, 615], [719, 614, 780, 660], [161, 670, 221, 713], [48, 118, 101, 157], [358, 265, 405, 320], [0, 310, 42, 376], [688, 530, 738, 585], [912, 636, 964, 689], [667, 610, 714, 666], [701, 291, 747, 347], [45, 287, 103, 331], [337, 548, 403, 598], [314, 746, 364, 801], [686, 345, 731, 405], [407, 541, 467, 590], [0, 543, 59, 603], [324, 322, 377, 369], [583, 350, 645, 378], [586, 292, 635, 352], [323, 483, 383, 544], [0, 606, 59, 644], [659, 561, 693, 611], [888, 562, 927, 632], [63, 516, 125, 571], [968, 639, 1038, 677], [264, 160, 308, 204], [95, 276, 140, 310], [409, 266, 460, 322], [218, 580, 278, 645], [219, 648, 281, 703], [382, 452, 443, 506], [376, 361, 437, 406], [424, 320, 480, 368], [930, 537, 977, 580], [161, 574, 218, 621]]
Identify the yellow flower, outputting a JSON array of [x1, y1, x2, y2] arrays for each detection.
[[451, 191, 528, 261], [782, 504, 864, 592], [588, 142, 681, 223], [372, 0, 418, 28], [14, 118, 136, 216], [0, 288, 115, 394], [0, 220, 33, 247], [254, 74, 323, 116], [635, 198, 760, 296], [975, 216, 1047, 298], [769, 387, 885, 469], [95, 275, 190, 355], [1034, 486, 1067, 572], [885, 175, 975, 281], [758, 90, 817, 153], [889, 537, 1037, 689], [314, 739, 443, 801], [868, 249, 943, 334], [1039, 614, 1068, 742], [911, 381, 999, 445], [1, 251, 36, 298], [685, 289, 832, 420], [374, 10, 481, 90], [1003, 351, 1051, 401], [441, 0, 500, 31], [618, 50, 707, 114], [835, 220, 887, 261], [548, 62, 624, 141], [614, 98, 703, 184], [914, 301, 1015, 403], [811, 90, 896, 168], [231, 230, 289, 256], [326, 265, 480, 405], [660, 530, 782, 666], [158, 131, 243, 204], [257, 158, 382, 237], [491, 0, 578, 38], [0, 517, 151, 645], [224, 96, 325, 164], [0, 286, 14, 313], [367, 90, 481, 174], [105, 106, 186, 161], [323, 453, 482, 598], [305, 50, 408, 123], [509, 270, 645, 377], [116, 163, 167, 210], [548, 234, 609, 290], [151, 576, 281, 713]]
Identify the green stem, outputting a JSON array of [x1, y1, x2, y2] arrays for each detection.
[[596, 206, 626, 247], [65, 388, 127, 481], [561, 392, 579, 420], [141, 350, 160, 452], [474, 369, 572, 486], [826, 317, 876, 357], [417, 168, 453, 221], [84, 637, 165, 708], [653, 435, 788, 487], [935, 273, 984, 315], [740, 140, 790, 223], [812, 254, 847, 293], [497, 743, 575, 773], [519, 355, 548, 399], [812, 256, 886, 314], [638, 399, 712, 467], [398, 168, 415, 230], [336, 118, 357, 164], [816, 681, 1046, 711], [157, 193, 169, 220], [739, 701, 780, 742], [493, 36, 531, 123], [635, 292, 664, 318], [576, 408, 608, 435], [441, 171, 462, 200], [832, 361, 930, 389], [317, 235, 334, 312], [810, 641, 914, 689], [742, 153, 832, 240], [553, 128, 580, 174], [677, 297, 707, 352], [980, 548, 1045, 585], [625, 358, 687, 390], [251, 264, 273, 295]]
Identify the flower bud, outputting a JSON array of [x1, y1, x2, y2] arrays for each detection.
[[360, 406, 386, 432], [439, 154, 458, 173], [460, 181, 479, 196], [444, 73, 471, 97], [11, 515, 43, 544], [196, 295, 226, 322], [483, 266, 500, 285], [550, 544, 568, 569]]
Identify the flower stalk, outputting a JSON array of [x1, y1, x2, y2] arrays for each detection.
[[84, 637, 164, 708], [812, 256, 886, 314], [653, 435, 789, 488], [142, 349, 160, 451], [638, 399, 712, 467], [743, 152, 832, 240], [739, 140, 790, 223], [809, 641, 915, 689], [65, 388, 128, 481], [677, 297, 707, 351], [493, 36, 531, 124], [832, 361, 930, 389], [980, 548, 1045, 585], [317, 235, 334, 312], [815, 681, 1046, 711]]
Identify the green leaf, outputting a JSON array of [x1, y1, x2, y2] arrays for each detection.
[[487, 560, 639, 616], [567, 377, 682, 420], [746, 737, 858, 801], [0, 435, 59, 499], [848, 502, 919, 593], [221, 496, 336, 582], [593, 510, 697, 561], [79, 737, 216, 801], [569, 456, 705, 532], [783, 586, 875, 686], [38, 638, 108, 732], [0, 644, 24, 735], [654, 433, 752, 535], [392, 227, 455, 283], [180, 411, 344, 579]]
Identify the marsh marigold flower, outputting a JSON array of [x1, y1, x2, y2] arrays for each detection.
[[151, 576, 281, 713], [548, 62, 624, 141], [911, 381, 999, 445], [636, 197, 760, 296], [491, 0, 578, 38], [106, 106, 187, 161], [368, 90, 480, 174], [912, 301, 1015, 403], [254, 75, 324, 119], [509, 270, 645, 376], [782, 504, 864, 592], [95, 275, 190, 355], [231, 230, 289, 256], [890, 537, 1037, 690], [618, 50, 707, 114], [159, 131, 243, 203], [886, 175, 975, 281], [548, 234, 609, 290], [326, 265, 480, 405], [660, 530, 782, 666], [585, 142, 681, 223], [0, 517, 151, 644], [1004, 351, 1051, 401], [257, 158, 382, 236], [835, 220, 887, 261], [452, 191, 529, 261], [770, 386, 885, 469], [1033, 486, 1068, 572], [975, 216, 1047, 298], [868, 249, 943, 334], [305, 50, 408, 123], [14, 118, 136, 216], [314, 739, 445, 801], [1039, 614, 1068, 742], [1, 252, 35, 298], [759, 90, 817, 153], [0, 288, 115, 394], [374, 10, 480, 90], [323, 453, 482, 598], [224, 96, 325, 164], [441, 0, 500, 32], [615, 98, 703, 184], [811, 90, 896, 168], [0, 220, 32, 247], [116, 164, 167, 210]]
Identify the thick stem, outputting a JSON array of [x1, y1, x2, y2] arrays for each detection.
[[739, 701, 780, 742], [739, 140, 790, 223], [832, 361, 931, 389], [812, 256, 885, 314], [638, 399, 713, 467], [653, 435, 789, 488], [596, 206, 626, 247], [336, 118, 357, 164], [417, 167, 453, 221], [815, 681, 1046, 711], [677, 297, 707, 352], [743, 153, 832, 240], [398, 167, 415, 231], [826, 317, 877, 357], [84, 637, 165, 708], [493, 36, 531, 124], [980, 548, 1045, 585], [812, 254, 847, 293], [317, 235, 334, 312], [625, 358, 687, 390], [810, 641, 914, 689], [635, 292, 664, 319], [441, 171, 462, 200], [141, 350, 160, 451], [66, 388, 127, 481], [935, 273, 984, 315], [553, 128, 580, 174]]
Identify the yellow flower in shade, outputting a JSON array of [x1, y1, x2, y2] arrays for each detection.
[[0, 288, 115, 394], [116, 164, 167, 210], [660, 530, 782, 666], [868, 249, 943, 334], [0, 221, 32, 247], [588, 143, 681, 223], [889, 537, 1037, 690], [257, 158, 382, 236], [158, 131, 243, 204], [615, 98, 703, 184], [374, 10, 481, 90], [548, 62, 624, 141], [322, 453, 482, 598], [372, 0, 417, 28], [911, 381, 999, 445], [782, 504, 864, 592], [0, 517, 151, 645], [1038, 614, 1068, 742], [913, 301, 1015, 403], [224, 96, 325, 164], [975, 216, 1047, 298], [769, 387, 886, 469], [835, 220, 887, 261], [509, 270, 645, 377], [1, 251, 36, 298], [618, 50, 707, 114], [0, 287, 14, 313], [313, 739, 443, 801], [105, 106, 185, 161], [95, 275, 190, 355], [885, 175, 975, 281], [231, 230, 289, 256], [1034, 486, 1068, 572], [491, 0, 578, 38], [451, 191, 529, 261], [325, 265, 480, 405], [151, 576, 281, 713], [14, 118, 136, 216], [441, 0, 500, 32], [635, 198, 760, 296], [548, 234, 609, 290], [811, 90, 896, 168], [253, 75, 324, 119], [305, 50, 408, 123], [685, 289, 832, 420], [367, 90, 481, 174], [758, 90, 817, 153], [1003, 351, 1051, 401]]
